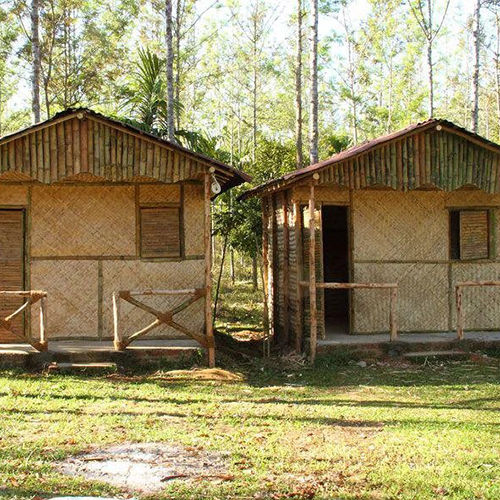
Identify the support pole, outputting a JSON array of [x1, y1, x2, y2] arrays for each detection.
[[38, 296, 48, 351], [309, 175, 318, 362], [389, 286, 398, 341], [205, 170, 215, 367], [294, 201, 303, 352], [456, 285, 464, 340], [113, 292, 124, 350], [261, 196, 271, 357]]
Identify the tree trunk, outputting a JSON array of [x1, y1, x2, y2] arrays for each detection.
[[165, 0, 176, 142], [309, 0, 319, 164], [471, 0, 481, 133], [295, 0, 303, 169], [252, 254, 258, 291], [31, 0, 41, 123], [230, 249, 235, 285], [252, 10, 258, 165], [495, 13, 500, 142], [427, 0, 434, 117], [175, 0, 182, 130]]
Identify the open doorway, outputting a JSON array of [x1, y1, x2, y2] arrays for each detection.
[[321, 205, 349, 334]]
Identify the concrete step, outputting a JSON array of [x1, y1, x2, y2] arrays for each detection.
[[48, 362, 117, 372], [403, 350, 469, 362]]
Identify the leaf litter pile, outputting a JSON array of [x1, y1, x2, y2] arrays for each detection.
[[56, 443, 232, 493]]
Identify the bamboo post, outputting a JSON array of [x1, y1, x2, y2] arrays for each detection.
[[261, 196, 271, 357], [389, 286, 398, 341], [456, 285, 464, 340], [294, 201, 303, 352], [112, 292, 124, 350], [309, 174, 319, 362], [38, 296, 48, 351], [205, 169, 216, 367]]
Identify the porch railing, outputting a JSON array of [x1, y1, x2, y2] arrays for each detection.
[[299, 280, 399, 341], [112, 288, 214, 359], [455, 281, 500, 340], [0, 290, 48, 351]]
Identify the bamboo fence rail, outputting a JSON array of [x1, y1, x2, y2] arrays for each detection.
[[0, 290, 48, 351]]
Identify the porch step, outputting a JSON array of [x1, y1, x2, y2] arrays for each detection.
[[48, 362, 117, 372], [403, 350, 469, 362]]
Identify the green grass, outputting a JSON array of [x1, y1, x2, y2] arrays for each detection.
[[0, 359, 498, 499]]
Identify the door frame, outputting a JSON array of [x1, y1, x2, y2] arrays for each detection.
[[320, 202, 352, 335]]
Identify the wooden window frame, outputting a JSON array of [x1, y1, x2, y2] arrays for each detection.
[[139, 203, 184, 260], [448, 207, 496, 262]]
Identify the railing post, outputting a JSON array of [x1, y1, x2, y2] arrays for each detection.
[[113, 292, 124, 350], [38, 296, 48, 351], [389, 286, 398, 341], [456, 285, 464, 340]]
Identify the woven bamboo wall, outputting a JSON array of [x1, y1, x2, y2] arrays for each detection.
[[353, 263, 449, 332], [31, 185, 136, 257], [102, 260, 205, 338], [0, 185, 28, 205], [0, 181, 208, 341], [31, 260, 99, 337], [451, 263, 500, 330], [352, 191, 448, 261], [183, 183, 205, 256], [292, 186, 349, 204]]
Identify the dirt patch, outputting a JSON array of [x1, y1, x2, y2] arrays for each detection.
[[56, 443, 231, 493], [155, 368, 244, 382]]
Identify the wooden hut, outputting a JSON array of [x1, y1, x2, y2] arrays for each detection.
[[242, 119, 500, 360], [0, 108, 249, 366]]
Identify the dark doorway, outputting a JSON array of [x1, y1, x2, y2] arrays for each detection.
[[321, 205, 349, 334]]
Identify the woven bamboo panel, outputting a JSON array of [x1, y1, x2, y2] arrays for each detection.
[[183, 183, 204, 255], [451, 263, 500, 330], [139, 184, 180, 204], [287, 201, 300, 344], [102, 259, 205, 339], [0, 185, 28, 205], [292, 186, 349, 203], [31, 260, 98, 338], [352, 191, 447, 261], [353, 263, 449, 332], [274, 193, 286, 333], [31, 186, 136, 257], [445, 190, 500, 207]]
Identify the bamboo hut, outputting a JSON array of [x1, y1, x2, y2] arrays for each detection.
[[242, 119, 500, 360], [0, 108, 249, 366]]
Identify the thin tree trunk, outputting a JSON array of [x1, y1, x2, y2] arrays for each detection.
[[471, 0, 481, 133], [427, 0, 434, 117], [252, 254, 258, 291], [309, 0, 319, 164], [295, 0, 303, 168], [252, 11, 258, 165], [165, 0, 176, 142], [495, 13, 500, 141], [175, 0, 182, 130], [31, 0, 41, 123]]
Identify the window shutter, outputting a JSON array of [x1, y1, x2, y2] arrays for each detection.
[[140, 207, 180, 258], [459, 210, 489, 260]]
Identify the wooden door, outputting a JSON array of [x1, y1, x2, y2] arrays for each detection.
[[0, 210, 25, 342]]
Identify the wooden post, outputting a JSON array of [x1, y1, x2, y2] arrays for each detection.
[[205, 170, 215, 367], [261, 197, 271, 356], [38, 296, 48, 351], [309, 175, 318, 362], [389, 286, 398, 341], [113, 292, 124, 350], [294, 201, 303, 352], [456, 285, 464, 340]]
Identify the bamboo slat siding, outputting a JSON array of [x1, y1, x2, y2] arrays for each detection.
[[318, 130, 500, 193], [0, 115, 207, 184]]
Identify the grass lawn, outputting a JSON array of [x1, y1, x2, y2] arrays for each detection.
[[0, 358, 498, 499]]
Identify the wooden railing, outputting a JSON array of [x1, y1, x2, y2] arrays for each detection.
[[112, 288, 214, 358], [455, 281, 500, 340], [0, 290, 48, 351], [299, 281, 399, 341]]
